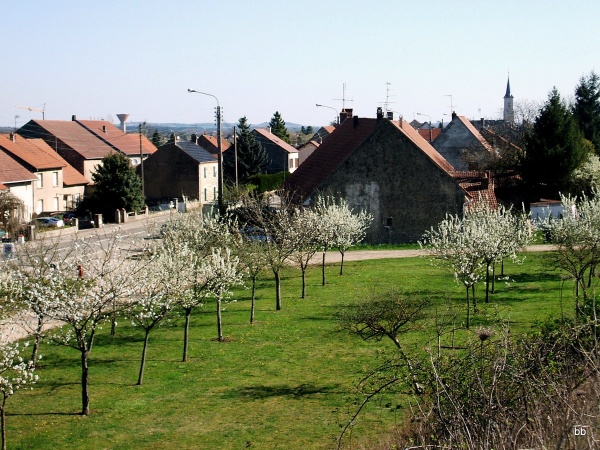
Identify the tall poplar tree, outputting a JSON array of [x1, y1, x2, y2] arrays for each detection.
[[572, 71, 600, 153], [520, 88, 587, 200], [268, 111, 290, 143]]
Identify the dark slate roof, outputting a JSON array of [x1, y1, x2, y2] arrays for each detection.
[[176, 140, 215, 163]]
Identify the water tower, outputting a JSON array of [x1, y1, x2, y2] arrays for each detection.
[[116, 114, 130, 133]]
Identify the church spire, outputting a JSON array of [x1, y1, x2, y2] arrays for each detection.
[[504, 75, 513, 99], [503, 73, 514, 125]]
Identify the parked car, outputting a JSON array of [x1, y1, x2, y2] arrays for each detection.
[[77, 216, 95, 229], [50, 211, 77, 225], [35, 217, 65, 228], [239, 227, 271, 242]]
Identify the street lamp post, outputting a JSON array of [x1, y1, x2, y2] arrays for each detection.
[[316, 103, 339, 125], [188, 88, 224, 215], [416, 112, 432, 143]]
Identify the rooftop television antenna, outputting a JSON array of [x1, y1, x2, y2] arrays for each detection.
[[15, 103, 45, 120]]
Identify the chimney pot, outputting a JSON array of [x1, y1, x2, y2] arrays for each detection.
[[72, 115, 77, 121]]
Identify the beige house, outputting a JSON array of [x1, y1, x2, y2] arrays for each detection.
[[0, 148, 36, 221], [17, 116, 156, 183], [0, 133, 88, 214]]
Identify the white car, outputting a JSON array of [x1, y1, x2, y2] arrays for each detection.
[[35, 217, 65, 227]]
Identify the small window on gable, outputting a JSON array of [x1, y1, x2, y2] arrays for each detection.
[[52, 171, 59, 186], [213, 166, 217, 177], [36, 173, 43, 188], [386, 217, 394, 227], [204, 167, 207, 178]]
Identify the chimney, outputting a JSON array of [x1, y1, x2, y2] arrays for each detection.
[[191, 133, 198, 144], [376, 107, 384, 121], [72, 115, 77, 121], [102, 125, 107, 133], [386, 111, 394, 120], [9, 132, 15, 142], [353, 116, 359, 129], [480, 118, 485, 128], [451, 111, 457, 120]]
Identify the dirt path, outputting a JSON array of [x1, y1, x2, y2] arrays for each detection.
[[1, 244, 555, 344]]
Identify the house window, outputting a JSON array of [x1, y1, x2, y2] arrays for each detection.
[[53, 197, 59, 211], [36, 173, 43, 188], [386, 217, 394, 227], [204, 188, 207, 201], [52, 171, 59, 187], [213, 187, 217, 200], [36, 199, 43, 214], [213, 166, 217, 177], [204, 167, 207, 178]]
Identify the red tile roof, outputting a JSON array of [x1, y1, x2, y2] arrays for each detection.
[[0, 183, 7, 191], [0, 134, 64, 170], [284, 118, 379, 198], [253, 128, 298, 153], [416, 127, 442, 142], [197, 134, 232, 158], [452, 171, 498, 210], [0, 149, 36, 184], [76, 120, 157, 157], [21, 120, 114, 159]]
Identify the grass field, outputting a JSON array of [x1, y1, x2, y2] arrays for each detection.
[[7, 251, 570, 449]]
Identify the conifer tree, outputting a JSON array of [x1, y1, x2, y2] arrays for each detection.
[[224, 116, 269, 183], [268, 111, 290, 143], [572, 71, 600, 153], [521, 88, 587, 200]]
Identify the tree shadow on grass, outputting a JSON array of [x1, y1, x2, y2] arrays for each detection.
[[507, 272, 563, 283], [224, 383, 340, 400]]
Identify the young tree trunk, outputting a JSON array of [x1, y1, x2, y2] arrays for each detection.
[[301, 266, 307, 299], [217, 296, 224, 341], [250, 275, 256, 324], [182, 308, 192, 362], [31, 316, 43, 368], [137, 329, 150, 386], [485, 263, 491, 303], [275, 270, 282, 311], [491, 261, 497, 294], [321, 251, 326, 286], [81, 350, 90, 415], [466, 287, 471, 329], [1, 397, 6, 450], [339, 251, 345, 276], [472, 284, 477, 313], [110, 298, 117, 336]]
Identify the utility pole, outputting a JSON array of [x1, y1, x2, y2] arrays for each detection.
[[233, 126, 238, 189], [216, 106, 224, 215], [139, 123, 145, 198], [188, 88, 224, 216]]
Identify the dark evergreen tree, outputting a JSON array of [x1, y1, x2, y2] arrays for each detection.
[[521, 88, 588, 200], [268, 111, 290, 143], [224, 116, 269, 184], [306, 125, 313, 135], [572, 71, 600, 153], [151, 129, 164, 148], [84, 152, 145, 221]]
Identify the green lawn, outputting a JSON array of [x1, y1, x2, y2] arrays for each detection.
[[8, 252, 570, 449]]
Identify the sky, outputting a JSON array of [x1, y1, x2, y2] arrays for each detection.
[[1, 0, 599, 130]]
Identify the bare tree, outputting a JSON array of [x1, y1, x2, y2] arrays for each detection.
[[288, 208, 322, 298]]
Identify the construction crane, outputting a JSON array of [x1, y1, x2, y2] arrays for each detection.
[[15, 104, 45, 120]]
